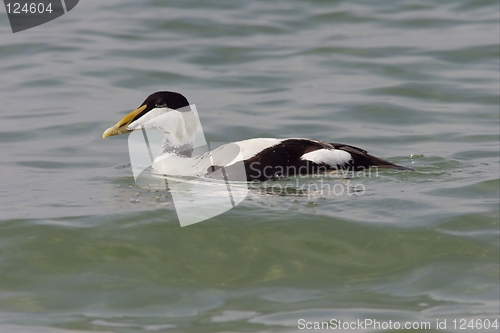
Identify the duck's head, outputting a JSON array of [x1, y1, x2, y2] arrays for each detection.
[[102, 91, 191, 138]]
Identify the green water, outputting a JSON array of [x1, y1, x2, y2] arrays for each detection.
[[0, 0, 499, 332]]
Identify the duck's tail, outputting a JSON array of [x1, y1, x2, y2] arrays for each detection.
[[333, 144, 415, 171]]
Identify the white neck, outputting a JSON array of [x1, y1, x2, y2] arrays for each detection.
[[128, 107, 198, 157], [159, 109, 197, 157]]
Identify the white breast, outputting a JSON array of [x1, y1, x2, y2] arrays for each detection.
[[152, 138, 282, 177]]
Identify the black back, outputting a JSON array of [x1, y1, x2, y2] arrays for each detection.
[[240, 139, 410, 181]]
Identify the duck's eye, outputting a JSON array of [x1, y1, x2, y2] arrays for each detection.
[[155, 100, 167, 108]]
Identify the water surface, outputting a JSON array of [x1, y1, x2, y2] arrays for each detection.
[[0, 0, 498, 332]]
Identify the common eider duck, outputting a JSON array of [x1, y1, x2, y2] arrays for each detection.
[[103, 91, 413, 181]]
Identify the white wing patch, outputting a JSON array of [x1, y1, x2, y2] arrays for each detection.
[[301, 149, 352, 167], [225, 138, 283, 166]]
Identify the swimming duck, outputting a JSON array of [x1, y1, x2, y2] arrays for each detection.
[[103, 91, 412, 181]]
